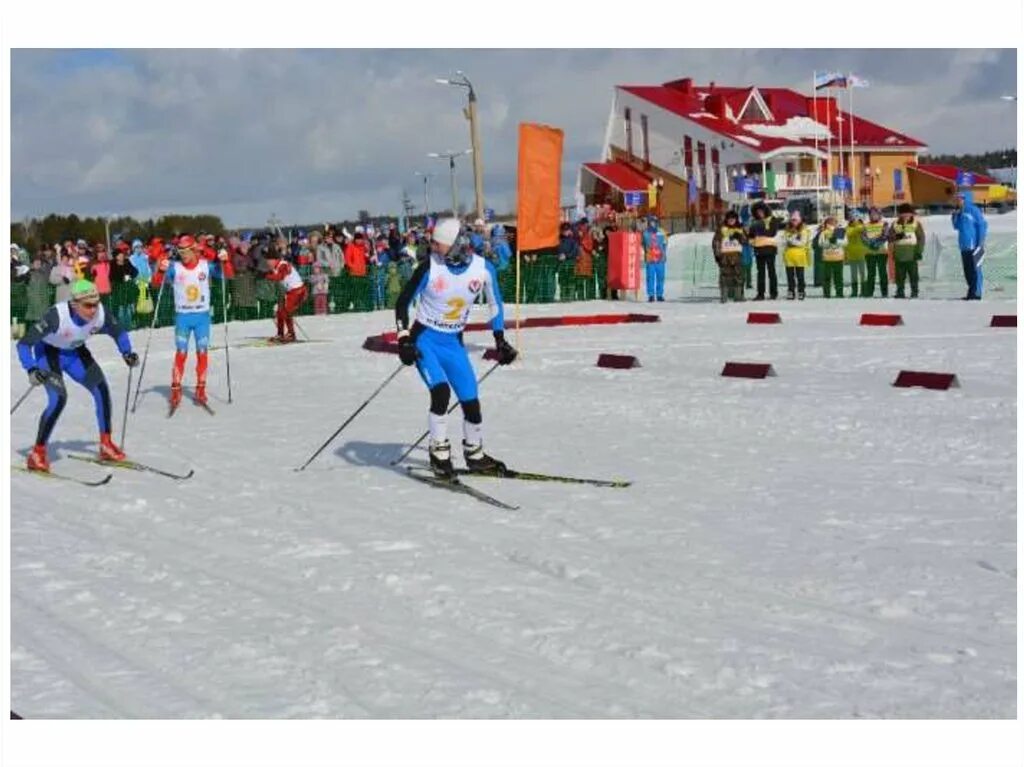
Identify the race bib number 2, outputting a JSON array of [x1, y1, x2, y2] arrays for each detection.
[[444, 297, 466, 321]]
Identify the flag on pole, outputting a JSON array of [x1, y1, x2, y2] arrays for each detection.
[[516, 122, 563, 251], [814, 71, 848, 90], [849, 73, 870, 88]]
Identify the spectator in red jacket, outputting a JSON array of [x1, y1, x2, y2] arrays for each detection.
[[343, 231, 372, 312]]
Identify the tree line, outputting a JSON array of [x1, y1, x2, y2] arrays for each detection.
[[11, 213, 226, 254], [919, 148, 1017, 175]]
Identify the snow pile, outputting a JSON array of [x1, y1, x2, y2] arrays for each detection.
[[9, 297, 1016, 718], [745, 116, 832, 141]]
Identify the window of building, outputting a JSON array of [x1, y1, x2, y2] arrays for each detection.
[[696, 141, 706, 188], [624, 107, 633, 160], [640, 114, 650, 166]]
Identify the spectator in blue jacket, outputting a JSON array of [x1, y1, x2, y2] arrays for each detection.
[[129, 239, 152, 283], [641, 215, 668, 302], [556, 222, 578, 302], [490, 224, 512, 272], [952, 190, 988, 300], [469, 218, 487, 254]]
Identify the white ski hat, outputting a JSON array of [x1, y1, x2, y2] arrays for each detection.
[[432, 218, 462, 248]]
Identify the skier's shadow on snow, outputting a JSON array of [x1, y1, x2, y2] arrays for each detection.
[[334, 440, 429, 472], [15, 439, 96, 459]]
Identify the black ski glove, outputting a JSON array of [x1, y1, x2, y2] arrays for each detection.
[[123, 352, 140, 367], [397, 333, 419, 366], [493, 331, 518, 366]]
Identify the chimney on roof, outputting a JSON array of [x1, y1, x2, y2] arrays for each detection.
[[706, 93, 727, 119], [664, 78, 693, 93]]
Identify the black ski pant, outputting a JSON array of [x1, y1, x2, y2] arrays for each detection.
[[754, 248, 778, 298]]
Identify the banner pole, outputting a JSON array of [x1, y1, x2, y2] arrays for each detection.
[[514, 248, 522, 355]]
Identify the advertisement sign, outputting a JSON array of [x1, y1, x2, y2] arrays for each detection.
[[831, 175, 852, 192], [733, 177, 761, 194], [955, 170, 975, 187], [623, 191, 645, 207], [607, 231, 642, 291]]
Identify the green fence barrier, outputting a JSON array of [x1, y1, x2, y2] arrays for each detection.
[[10, 257, 616, 335]]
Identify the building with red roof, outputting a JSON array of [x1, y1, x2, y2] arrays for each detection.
[[579, 77, 930, 221]]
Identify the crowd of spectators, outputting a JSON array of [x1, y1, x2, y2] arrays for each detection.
[[10, 210, 635, 332]]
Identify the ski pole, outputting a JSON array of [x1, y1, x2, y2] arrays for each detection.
[[120, 364, 134, 448], [10, 384, 34, 415], [293, 317, 312, 342], [130, 277, 168, 413], [390, 360, 500, 466], [221, 266, 233, 403], [294, 363, 405, 472]]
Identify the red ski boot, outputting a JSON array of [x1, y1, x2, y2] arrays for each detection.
[[98, 433, 126, 462], [26, 444, 50, 473], [194, 382, 208, 406], [169, 384, 183, 409]]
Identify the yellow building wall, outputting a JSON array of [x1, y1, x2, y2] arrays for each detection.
[[608, 145, 691, 215]]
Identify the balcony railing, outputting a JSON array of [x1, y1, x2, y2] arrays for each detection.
[[773, 172, 827, 190]]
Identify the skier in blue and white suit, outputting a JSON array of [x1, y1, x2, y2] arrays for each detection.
[[396, 218, 518, 478]]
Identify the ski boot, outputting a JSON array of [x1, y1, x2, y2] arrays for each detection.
[[463, 441, 508, 476], [786, 290, 796, 300], [169, 384, 183, 409], [428, 439, 455, 479], [194, 382, 208, 406], [284, 331, 297, 343], [798, 291, 806, 300], [26, 444, 50, 473], [98, 433, 126, 462]]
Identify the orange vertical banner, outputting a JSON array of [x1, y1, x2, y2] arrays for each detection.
[[517, 122, 563, 252]]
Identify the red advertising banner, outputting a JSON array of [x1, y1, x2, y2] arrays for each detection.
[[607, 231, 642, 291]]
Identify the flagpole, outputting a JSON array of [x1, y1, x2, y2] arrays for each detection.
[[514, 248, 522, 354], [836, 84, 846, 214], [825, 84, 833, 217], [812, 71, 822, 222], [849, 77, 858, 206]]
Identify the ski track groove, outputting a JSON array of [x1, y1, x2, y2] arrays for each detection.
[[20, 505, 631, 717]]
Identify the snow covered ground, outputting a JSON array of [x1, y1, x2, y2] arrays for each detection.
[[8, 294, 1017, 719]]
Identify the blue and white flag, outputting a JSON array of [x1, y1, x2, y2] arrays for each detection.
[[814, 71, 847, 90]]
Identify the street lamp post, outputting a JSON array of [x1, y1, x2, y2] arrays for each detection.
[[428, 150, 472, 217], [414, 171, 435, 220], [436, 71, 484, 222]]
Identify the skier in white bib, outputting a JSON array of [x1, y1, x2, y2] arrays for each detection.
[[395, 218, 517, 478], [16, 279, 138, 471]]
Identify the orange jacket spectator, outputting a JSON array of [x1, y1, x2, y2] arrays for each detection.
[[345, 236, 369, 277]]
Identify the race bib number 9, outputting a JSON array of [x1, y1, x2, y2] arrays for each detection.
[[186, 285, 201, 302]]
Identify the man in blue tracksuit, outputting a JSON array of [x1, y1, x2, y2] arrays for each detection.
[[641, 216, 668, 302], [16, 279, 138, 471], [952, 189, 988, 300]]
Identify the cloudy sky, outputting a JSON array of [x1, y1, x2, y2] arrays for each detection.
[[11, 48, 1017, 228]]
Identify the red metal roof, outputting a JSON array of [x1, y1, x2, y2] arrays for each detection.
[[617, 82, 927, 157], [582, 160, 651, 192], [910, 164, 998, 184]]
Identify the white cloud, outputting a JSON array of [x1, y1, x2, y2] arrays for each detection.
[[11, 49, 1016, 227]]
